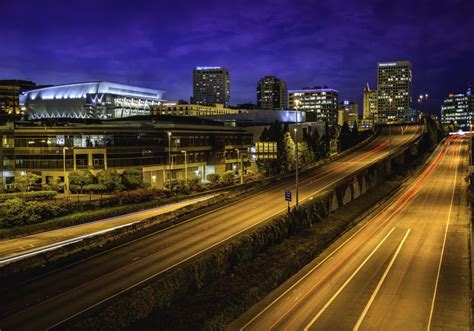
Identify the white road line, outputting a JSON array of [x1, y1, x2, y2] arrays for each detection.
[[47, 169, 373, 330], [240, 132, 421, 330], [426, 138, 460, 330], [353, 228, 411, 331], [303, 227, 396, 331]]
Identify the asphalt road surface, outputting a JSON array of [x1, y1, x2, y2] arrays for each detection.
[[0, 125, 422, 330], [0, 193, 221, 265], [234, 134, 470, 331]]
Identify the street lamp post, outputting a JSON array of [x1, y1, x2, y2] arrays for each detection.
[[388, 98, 393, 155], [181, 150, 187, 183], [418, 94, 429, 115], [62, 147, 69, 199], [294, 127, 299, 209], [235, 149, 243, 184], [167, 131, 172, 190]]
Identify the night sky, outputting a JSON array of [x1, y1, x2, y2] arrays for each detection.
[[1, 0, 473, 115]]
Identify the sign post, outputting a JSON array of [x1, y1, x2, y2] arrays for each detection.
[[285, 189, 292, 213]]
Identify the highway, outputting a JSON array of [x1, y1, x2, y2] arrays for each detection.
[[234, 135, 470, 331], [0, 126, 422, 330], [0, 193, 221, 265]]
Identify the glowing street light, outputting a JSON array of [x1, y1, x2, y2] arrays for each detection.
[[62, 147, 69, 198], [181, 150, 187, 183], [167, 131, 172, 189], [388, 98, 393, 154], [235, 149, 243, 184], [294, 127, 299, 209]]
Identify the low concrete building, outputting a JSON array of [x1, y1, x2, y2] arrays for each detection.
[[0, 116, 253, 189]]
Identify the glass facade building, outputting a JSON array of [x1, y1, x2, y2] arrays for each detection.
[[20, 81, 165, 120], [441, 92, 473, 131], [0, 117, 252, 189], [0, 80, 37, 115], [376, 61, 413, 124], [288, 87, 339, 125], [256, 76, 288, 110], [192, 67, 230, 106]]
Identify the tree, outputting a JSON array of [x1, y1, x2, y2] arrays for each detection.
[[339, 121, 352, 151], [304, 128, 320, 162], [69, 170, 95, 194], [221, 170, 235, 184], [43, 177, 64, 192], [97, 169, 122, 193], [14, 172, 41, 192], [206, 173, 220, 183], [352, 121, 359, 144], [122, 168, 144, 190], [320, 122, 331, 158], [257, 121, 288, 176]]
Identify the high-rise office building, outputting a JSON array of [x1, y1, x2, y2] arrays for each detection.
[[338, 100, 359, 127], [376, 61, 412, 124], [363, 83, 378, 121], [441, 88, 474, 131], [288, 87, 338, 124], [192, 67, 230, 106], [256, 76, 287, 110], [0, 80, 36, 114]]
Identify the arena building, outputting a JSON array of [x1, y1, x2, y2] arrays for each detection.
[[20, 81, 165, 120]]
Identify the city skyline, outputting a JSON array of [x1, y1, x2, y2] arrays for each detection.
[[0, 0, 473, 114]]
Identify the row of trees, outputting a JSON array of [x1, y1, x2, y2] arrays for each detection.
[[257, 121, 331, 176], [68, 168, 144, 195], [339, 121, 361, 151]]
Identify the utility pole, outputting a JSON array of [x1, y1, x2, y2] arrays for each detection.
[[388, 98, 392, 155], [167, 131, 172, 189], [181, 150, 187, 183], [294, 127, 299, 209], [62, 146, 69, 199], [235, 149, 243, 184]]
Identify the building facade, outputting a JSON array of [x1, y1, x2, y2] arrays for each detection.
[[363, 83, 378, 121], [152, 102, 240, 116], [376, 61, 412, 124], [338, 100, 359, 127], [256, 76, 287, 110], [192, 67, 230, 106], [288, 87, 339, 125], [441, 92, 473, 131], [0, 80, 37, 115], [20, 81, 164, 120], [0, 117, 253, 189]]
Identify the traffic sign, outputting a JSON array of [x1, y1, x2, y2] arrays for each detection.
[[285, 190, 292, 201]]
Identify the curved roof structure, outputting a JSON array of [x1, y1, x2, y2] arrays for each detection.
[[20, 81, 165, 119]]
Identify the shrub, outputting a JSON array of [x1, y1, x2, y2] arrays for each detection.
[[206, 174, 220, 183], [0, 191, 57, 202], [122, 168, 144, 190], [221, 171, 235, 184], [69, 170, 96, 194], [14, 172, 41, 192], [0, 198, 73, 228], [114, 188, 168, 204], [97, 169, 122, 192]]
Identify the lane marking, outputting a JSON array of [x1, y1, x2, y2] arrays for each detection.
[[240, 131, 441, 331], [303, 227, 396, 331], [45, 133, 420, 329], [426, 136, 461, 330], [3, 137, 394, 325], [1, 138, 388, 266], [353, 228, 411, 331], [3, 129, 421, 328]]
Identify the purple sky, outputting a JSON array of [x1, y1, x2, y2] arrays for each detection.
[[1, 0, 473, 115]]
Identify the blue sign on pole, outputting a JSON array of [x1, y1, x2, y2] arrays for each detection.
[[285, 190, 292, 202]]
